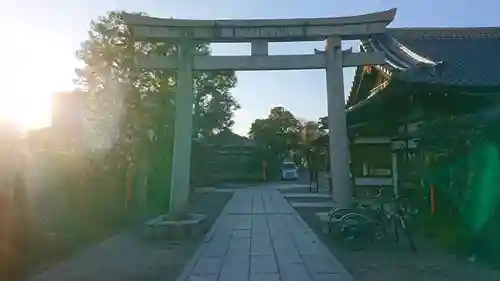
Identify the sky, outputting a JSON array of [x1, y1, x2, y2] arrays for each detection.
[[2, 0, 500, 135]]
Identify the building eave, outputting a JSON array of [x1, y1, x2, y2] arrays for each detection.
[[360, 35, 438, 73], [346, 79, 392, 113], [362, 27, 500, 88]]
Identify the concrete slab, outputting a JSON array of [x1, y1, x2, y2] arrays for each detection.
[[289, 201, 335, 208], [143, 213, 206, 240], [144, 213, 206, 226], [193, 187, 216, 194], [214, 188, 241, 193], [283, 193, 332, 199], [250, 273, 280, 281], [176, 188, 354, 281], [315, 212, 340, 234], [273, 183, 311, 190]]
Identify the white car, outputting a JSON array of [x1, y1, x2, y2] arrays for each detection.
[[280, 162, 299, 180]]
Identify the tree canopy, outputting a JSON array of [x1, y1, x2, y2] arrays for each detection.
[[300, 120, 323, 148], [75, 11, 239, 144], [249, 107, 301, 160], [74, 11, 240, 207], [248, 106, 324, 167]]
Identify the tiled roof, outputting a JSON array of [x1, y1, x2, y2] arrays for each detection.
[[361, 27, 500, 87], [203, 130, 255, 147]]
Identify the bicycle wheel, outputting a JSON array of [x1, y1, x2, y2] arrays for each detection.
[[339, 213, 375, 251], [327, 208, 352, 233], [328, 208, 353, 220], [399, 216, 417, 252]]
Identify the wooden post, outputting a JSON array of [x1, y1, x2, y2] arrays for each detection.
[[430, 184, 436, 214], [126, 168, 133, 211], [392, 152, 399, 197], [262, 159, 268, 181]]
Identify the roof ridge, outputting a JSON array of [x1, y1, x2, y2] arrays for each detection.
[[388, 27, 500, 40], [361, 35, 436, 71], [391, 38, 438, 66]]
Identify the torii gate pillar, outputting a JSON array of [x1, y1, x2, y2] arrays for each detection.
[[169, 41, 194, 216], [325, 37, 351, 208]]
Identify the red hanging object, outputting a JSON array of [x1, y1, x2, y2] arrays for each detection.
[[262, 159, 268, 181], [430, 184, 436, 214], [126, 169, 133, 210]]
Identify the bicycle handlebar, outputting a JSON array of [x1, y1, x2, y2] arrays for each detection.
[[372, 187, 404, 203]]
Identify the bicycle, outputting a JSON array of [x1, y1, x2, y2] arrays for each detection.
[[336, 188, 417, 252], [326, 202, 371, 234]]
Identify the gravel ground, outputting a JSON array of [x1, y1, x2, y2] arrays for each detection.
[[295, 206, 500, 281], [28, 191, 233, 281], [285, 173, 500, 281]]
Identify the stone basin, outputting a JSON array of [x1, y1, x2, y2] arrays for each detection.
[[142, 213, 206, 240]]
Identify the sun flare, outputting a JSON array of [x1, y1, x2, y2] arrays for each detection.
[[1, 54, 57, 131], [1, 27, 66, 132], [0, 91, 52, 131]]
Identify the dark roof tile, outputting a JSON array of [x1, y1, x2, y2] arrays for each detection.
[[361, 27, 500, 87]]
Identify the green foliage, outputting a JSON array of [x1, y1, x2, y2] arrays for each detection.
[[296, 120, 325, 165], [249, 106, 301, 161], [410, 112, 499, 253], [248, 107, 323, 171], [300, 121, 323, 146], [74, 11, 239, 209], [417, 114, 488, 166]]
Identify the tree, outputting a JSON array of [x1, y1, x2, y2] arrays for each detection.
[[248, 107, 301, 168], [297, 120, 324, 165], [300, 121, 322, 147], [74, 11, 239, 209], [193, 71, 240, 138]]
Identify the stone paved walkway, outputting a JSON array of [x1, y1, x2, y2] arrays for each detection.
[[178, 188, 354, 281]]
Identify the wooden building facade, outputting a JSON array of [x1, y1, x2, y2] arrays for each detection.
[[345, 27, 500, 197], [312, 28, 500, 198]]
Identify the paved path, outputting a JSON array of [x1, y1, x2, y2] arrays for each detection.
[[178, 188, 354, 281]]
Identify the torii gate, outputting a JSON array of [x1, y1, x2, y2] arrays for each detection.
[[124, 9, 396, 215]]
